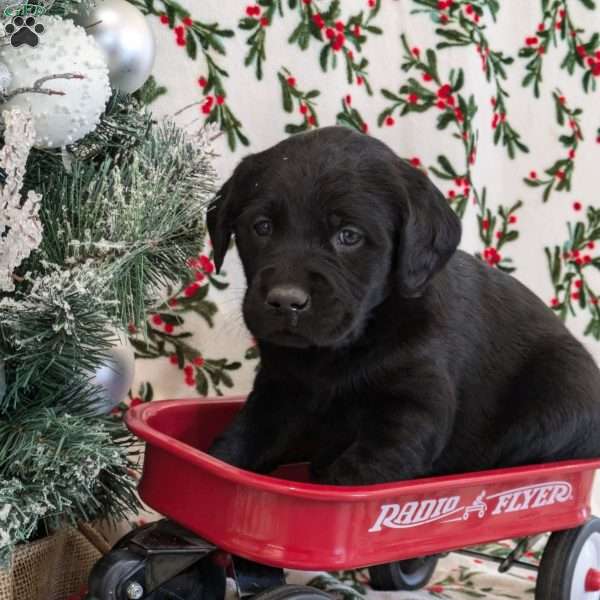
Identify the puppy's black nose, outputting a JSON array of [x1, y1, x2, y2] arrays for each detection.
[[266, 285, 310, 312]]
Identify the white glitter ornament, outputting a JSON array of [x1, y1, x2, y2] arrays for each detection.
[[0, 108, 43, 293], [0, 16, 111, 148], [0, 63, 11, 93]]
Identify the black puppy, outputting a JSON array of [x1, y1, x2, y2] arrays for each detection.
[[206, 126, 600, 485]]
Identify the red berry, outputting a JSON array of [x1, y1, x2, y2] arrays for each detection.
[[448, 190, 456, 198], [345, 94, 352, 104], [525, 36, 539, 46], [440, 14, 449, 23], [312, 14, 325, 28], [550, 298, 559, 307], [131, 397, 143, 407], [408, 93, 419, 104], [509, 215, 517, 224], [352, 25, 361, 37], [555, 170, 565, 180], [576, 45, 587, 57], [260, 16, 269, 26], [159, 14, 169, 24], [572, 292, 580, 300], [368, 0, 375, 6], [169, 354, 178, 365], [151, 314, 163, 326], [454, 108, 464, 121], [465, 3, 474, 14], [174, 25, 184, 35], [302, 0, 311, 3], [558, 95, 566, 104], [437, 83, 452, 98], [176, 36, 186, 46], [423, 72, 433, 81], [436, 100, 446, 109], [195, 270, 205, 282], [198, 76, 207, 87], [335, 20, 345, 32], [184, 284, 200, 297], [199, 255, 214, 273], [482, 219, 490, 230], [165, 323, 174, 334], [529, 170, 537, 179], [193, 356, 205, 367], [568, 149, 576, 159], [410, 157, 421, 166], [361, 122, 368, 133], [592, 297, 599, 305], [299, 104, 308, 114], [412, 47, 420, 57], [168, 297, 178, 307], [287, 77, 296, 87], [356, 75, 364, 85], [185, 377, 195, 387], [385, 116, 395, 126], [573, 201, 582, 211], [587, 241, 595, 249], [325, 27, 335, 39], [496, 231, 503, 239], [183, 16, 193, 26], [537, 23, 545, 32], [216, 95, 225, 105], [575, 279, 583, 289], [307, 115, 317, 125], [583, 255, 592, 264]]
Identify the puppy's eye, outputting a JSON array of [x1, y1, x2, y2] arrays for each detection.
[[337, 227, 364, 247], [253, 219, 273, 237]]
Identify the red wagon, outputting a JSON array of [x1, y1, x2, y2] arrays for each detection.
[[87, 397, 600, 600]]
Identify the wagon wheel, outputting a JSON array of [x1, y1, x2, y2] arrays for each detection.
[[368, 556, 439, 591], [252, 584, 333, 598], [536, 516, 600, 600]]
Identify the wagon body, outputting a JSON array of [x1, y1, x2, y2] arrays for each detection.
[[126, 397, 600, 572]]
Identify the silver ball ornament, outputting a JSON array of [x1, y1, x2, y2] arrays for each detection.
[[89, 333, 135, 414], [74, 0, 156, 94]]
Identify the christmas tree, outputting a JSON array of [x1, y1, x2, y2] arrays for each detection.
[[0, 0, 216, 562]]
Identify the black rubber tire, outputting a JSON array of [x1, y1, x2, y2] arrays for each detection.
[[252, 584, 333, 599], [536, 517, 600, 600], [368, 556, 439, 591]]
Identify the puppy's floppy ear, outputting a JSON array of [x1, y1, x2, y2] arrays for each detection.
[[206, 177, 234, 274], [206, 154, 264, 273], [396, 162, 462, 297]]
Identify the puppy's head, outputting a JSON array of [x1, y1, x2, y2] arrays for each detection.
[[207, 127, 461, 349]]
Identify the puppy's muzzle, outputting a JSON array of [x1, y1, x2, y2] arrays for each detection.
[[265, 284, 311, 326]]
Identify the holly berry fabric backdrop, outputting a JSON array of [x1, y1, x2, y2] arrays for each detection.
[[126, 1, 600, 597]]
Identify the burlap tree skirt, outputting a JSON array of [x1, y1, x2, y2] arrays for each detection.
[[0, 525, 107, 600]]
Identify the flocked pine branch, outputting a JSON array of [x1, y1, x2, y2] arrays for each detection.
[[0, 92, 217, 561]]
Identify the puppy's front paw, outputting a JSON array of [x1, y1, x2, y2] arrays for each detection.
[[206, 436, 246, 468], [311, 451, 371, 486]]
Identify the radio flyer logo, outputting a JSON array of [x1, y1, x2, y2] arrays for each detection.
[[368, 481, 574, 532], [1, 1, 53, 47]]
